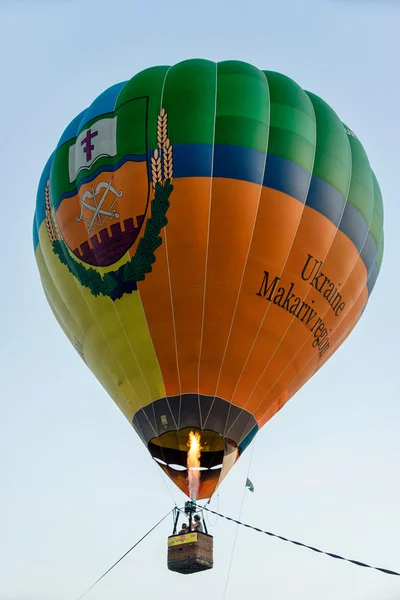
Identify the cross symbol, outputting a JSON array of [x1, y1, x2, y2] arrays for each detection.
[[81, 128, 98, 161]]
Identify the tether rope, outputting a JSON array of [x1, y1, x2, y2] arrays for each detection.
[[203, 506, 400, 577], [75, 510, 172, 600]]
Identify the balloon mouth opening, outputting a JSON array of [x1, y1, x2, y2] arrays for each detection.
[[153, 457, 223, 472], [147, 427, 240, 500], [148, 427, 227, 471]]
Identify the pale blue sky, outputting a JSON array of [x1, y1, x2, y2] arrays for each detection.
[[1, 0, 399, 598]]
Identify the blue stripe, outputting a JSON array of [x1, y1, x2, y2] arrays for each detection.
[[54, 154, 146, 209], [173, 143, 268, 186], [33, 213, 39, 252], [306, 177, 378, 292], [238, 424, 258, 455], [339, 201, 368, 253], [264, 154, 311, 203], [214, 144, 265, 184], [367, 262, 380, 295], [173, 144, 213, 178], [306, 176, 346, 227], [173, 144, 312, 203], [360, 232, 378, 276]]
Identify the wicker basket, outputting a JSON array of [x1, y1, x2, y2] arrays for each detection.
[[167, 531, 214, 574]]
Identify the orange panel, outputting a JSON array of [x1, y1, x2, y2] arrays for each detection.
[[56, 161, 149, 259]]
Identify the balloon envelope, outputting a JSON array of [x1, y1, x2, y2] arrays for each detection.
[[33, 59, 384, 499]]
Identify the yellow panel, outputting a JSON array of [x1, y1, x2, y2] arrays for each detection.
[[168, 533, 198, 547], [37, 221, 165, 423]]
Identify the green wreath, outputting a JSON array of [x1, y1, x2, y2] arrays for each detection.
[[52, 179, 173, 301]]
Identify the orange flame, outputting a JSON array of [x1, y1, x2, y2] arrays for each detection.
[[187, 431, 202, 500]]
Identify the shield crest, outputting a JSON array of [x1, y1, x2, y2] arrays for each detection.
[[45, 99, 174, 301], [53, 96, 151, 268]]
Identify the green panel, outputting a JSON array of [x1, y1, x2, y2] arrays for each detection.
[[264, 71, 316, 173], [116, 65, 170, 150], [370, 171, 384, 265], [376, 235, 384, 269], [263, 71, 315, 118], [214, 60, 270, 151], [306, 92, 352, 198], [372, 170, 384, 222], [216, 60, 268, 120], [267, 127, 316, 172], [343, 124, 374, 224], [162, 59, 217, 146], [51, 142, 72, 202], [214, 116, 268, 152], [270, 103, 315, 144]]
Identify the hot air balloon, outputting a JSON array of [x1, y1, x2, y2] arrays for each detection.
[[33, 59, 384, 503]]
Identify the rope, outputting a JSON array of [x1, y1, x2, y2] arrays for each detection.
[[75, 510, 172, 600], [203, 507, 400, 577]]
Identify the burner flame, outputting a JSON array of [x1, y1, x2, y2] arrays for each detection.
[[187, 431, 202, 500]]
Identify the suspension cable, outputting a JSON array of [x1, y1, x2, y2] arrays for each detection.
[[75, 509, 172, 600], [203, 507, 400, 577]]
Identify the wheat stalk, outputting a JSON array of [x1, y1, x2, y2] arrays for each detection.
[[163, 138, 173, 181], [157, 108, 168, 149], [151, 148, 163, 189], [44, 180, 57, 243], [44, 179, 62, 241], [152, 109, 173, 189], [51, 207, 61, 241]]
